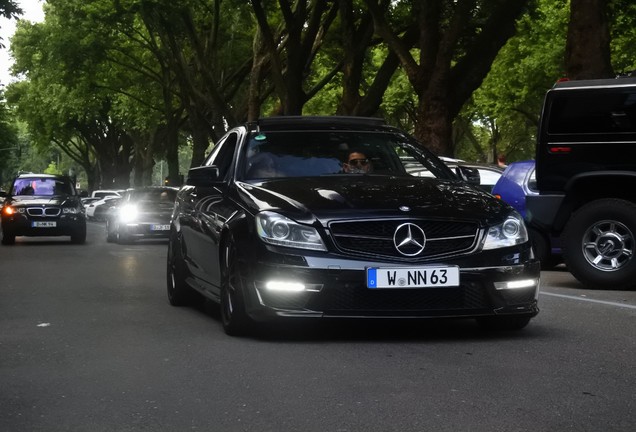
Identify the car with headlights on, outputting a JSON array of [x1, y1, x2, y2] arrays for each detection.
[[167, 116, 540, 336], [1, 173, 86, 245], [105, 186, 177, 244]]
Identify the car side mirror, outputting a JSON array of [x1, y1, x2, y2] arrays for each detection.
[[186, 165, 221, 186], [455, 166, 480, 186]]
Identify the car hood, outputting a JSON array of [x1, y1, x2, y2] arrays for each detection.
[[237, 176, 509, 225], [6, 196, 77, 206]]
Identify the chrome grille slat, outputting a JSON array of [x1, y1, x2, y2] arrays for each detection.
[[27, 207, 61, 217]]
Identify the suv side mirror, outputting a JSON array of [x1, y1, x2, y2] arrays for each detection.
[[186, 165, 221, 186], [455, 166, 480, 186]]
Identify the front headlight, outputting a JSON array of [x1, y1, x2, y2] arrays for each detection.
[[2, 206, 24, 216], [119, 204, 139, 223], [256, 211, 327, 251], [482, 211, 529, 250], [62, 207, 80, 214]]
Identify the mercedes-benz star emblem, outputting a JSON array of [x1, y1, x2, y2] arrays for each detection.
[[393, 223, 426, 256]]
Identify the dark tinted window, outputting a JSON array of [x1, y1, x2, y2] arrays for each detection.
[[206, 132, 239, 179], [548, 89, 636, 134], [129, 189, 177, 202], [241, 130, 453, 180]]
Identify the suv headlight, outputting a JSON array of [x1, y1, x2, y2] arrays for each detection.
[[482, 211, 529, 250], [62, 207, 81, 214], [256, 211, 327, 251]]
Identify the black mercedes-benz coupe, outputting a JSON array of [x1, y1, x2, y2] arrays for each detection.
[[167, 116, 540, 335], [1, 173, 86, 245]]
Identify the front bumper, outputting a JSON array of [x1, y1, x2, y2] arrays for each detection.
[[119, 222, 171, 239], [2, 213, 86, 237], [237, 248, 541, 322]]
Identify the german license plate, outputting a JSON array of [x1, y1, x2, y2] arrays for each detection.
[[367, 266, 459, 289], [150, 224, 170, 231], [32, 221, 56, 228]]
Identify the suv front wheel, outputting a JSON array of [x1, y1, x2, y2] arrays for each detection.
[[563, 198, 636, 290]]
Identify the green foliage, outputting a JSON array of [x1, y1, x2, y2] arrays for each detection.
[[457, 0, 569, 162], [610, 0, 636, 74], [4, 0, 636, 176]]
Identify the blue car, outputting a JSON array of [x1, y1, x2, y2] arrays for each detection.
[[492, 160, 562, 269]]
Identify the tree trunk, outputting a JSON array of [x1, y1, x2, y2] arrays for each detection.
[[414, 94, 453, 157], [566, 0, 613, 79]]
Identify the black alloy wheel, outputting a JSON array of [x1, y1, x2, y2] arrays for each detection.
[[563, 198, 636, 290], [220, 237, 252, 336], [166, 232, 193, 306]]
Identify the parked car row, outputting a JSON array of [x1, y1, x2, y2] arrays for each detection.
[[85, 195, 121, 221]]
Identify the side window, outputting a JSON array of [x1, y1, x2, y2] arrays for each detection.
[[527, 168, 538, 192], [205, 132, 239, 180], [548, 89, 636, 134]]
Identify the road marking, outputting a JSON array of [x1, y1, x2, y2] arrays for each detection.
[[541, 291, 636, 310]]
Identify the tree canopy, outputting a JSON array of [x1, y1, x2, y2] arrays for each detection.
[[2, 0, 635, 190]]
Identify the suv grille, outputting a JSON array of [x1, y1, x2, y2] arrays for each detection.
[[329, 219, 479, 260], [27, 207, 61, 217]]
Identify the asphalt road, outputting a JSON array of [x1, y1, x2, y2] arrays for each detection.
[[1, 222, 635, 432]]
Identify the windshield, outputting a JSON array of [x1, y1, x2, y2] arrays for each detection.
[[11, 178, 74, 196], [241, 131, 454, 180], [129, 189, 177, 202]]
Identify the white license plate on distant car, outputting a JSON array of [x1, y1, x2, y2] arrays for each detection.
[[31, 221, 56, 228], [367, 266, 459, 289], [150, 224, 170, 231]]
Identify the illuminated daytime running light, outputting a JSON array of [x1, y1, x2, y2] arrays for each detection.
[[265, 281, 306, 292], [494, 279, 538, 290]]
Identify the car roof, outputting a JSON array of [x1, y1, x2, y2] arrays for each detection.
[[552, 75, 636, 90], [16, 173, 68, 180], [250, 116, 389, 132]]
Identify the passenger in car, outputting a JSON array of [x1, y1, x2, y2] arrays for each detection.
[[343, 151, 373, 174]]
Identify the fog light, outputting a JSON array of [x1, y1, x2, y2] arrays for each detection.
[[265, 281, 306, 292], [494, 279, 538, 290]]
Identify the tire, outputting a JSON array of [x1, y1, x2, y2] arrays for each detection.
[[166, 232, 194, 306], [106, 220, 116, 243], [1, 229, 15, 245], [71, 225, 87, 244], [529, 228, 560, 270], [117, 231, 131, 244], [563, 198, 636, 290], [220, 237, 252, 336], [476, 315, 532, 331]]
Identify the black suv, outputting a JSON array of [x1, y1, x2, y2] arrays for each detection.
[[167, 116, 540, 335], [1, 173, 87, 245], [527, 76, 636, 289]]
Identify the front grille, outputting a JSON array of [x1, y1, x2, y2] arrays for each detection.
[[329, 219, 479, 260], [308, 282, 491, 314], [27, 207, 60, 217]]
